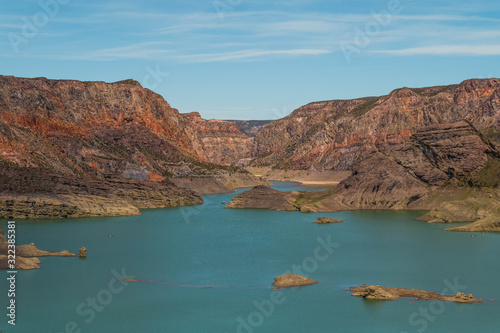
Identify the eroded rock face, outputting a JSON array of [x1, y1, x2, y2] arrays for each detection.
[[273, 274, 318, 287], [225, 186, 299, 211], [181, 112, 254, 165], [337, 152, 429, 209], [0, 76, 252, 168], [0, 165, 203, 219], [334, 121, 500, 209], [253, 79, 500, 171]]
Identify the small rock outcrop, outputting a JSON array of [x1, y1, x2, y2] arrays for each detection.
[[349, 285, 482, 303], [273, 274, 318, 288], [79, 247, 87, 257], [314, 217, 344, 224]]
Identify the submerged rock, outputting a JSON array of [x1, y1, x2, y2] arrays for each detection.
[[16, 243, 77, 257], [314, 217, 344, 224], [273, 274, 318, 288], [348, 285, 482, 303]]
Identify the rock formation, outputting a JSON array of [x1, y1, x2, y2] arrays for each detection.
[[16, 243, 77, 257], [314, 217, 344, 224], [349, 285, 482, 303], [78, 247, 87, 257], [273, 274, 318, 287]]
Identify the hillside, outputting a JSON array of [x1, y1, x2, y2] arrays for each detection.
[[0, 75, 262, 218], [251, 79, 500, 171]]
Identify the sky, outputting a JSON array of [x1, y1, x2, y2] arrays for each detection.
[[1, 0, 500, 120]]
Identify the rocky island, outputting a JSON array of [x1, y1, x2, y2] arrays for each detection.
[[0, 226, 82, 270], [348, 285, 482, 303], [273, 274, 318, 288], [314, 217, 344, 224]]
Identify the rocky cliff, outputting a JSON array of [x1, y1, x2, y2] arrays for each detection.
[[0, 75, 253, 176], [334, 121, 500, 209], [252, 79, 500, 171], [181, 112, 254, 165], [0, 75, 261, 218]]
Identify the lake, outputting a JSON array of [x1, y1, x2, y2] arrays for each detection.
[[1, 182, 499, 333]]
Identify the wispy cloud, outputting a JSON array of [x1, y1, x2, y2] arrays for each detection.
[[180, 49, 331, 62], [57, 42, 173, 61], [373, 45, 500, 56], [3, 5, 500, 62]]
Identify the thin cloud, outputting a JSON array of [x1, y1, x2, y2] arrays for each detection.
[[180, 49, 331, 62], [58, 42, 173, 61], [373, 45, 500, 56]]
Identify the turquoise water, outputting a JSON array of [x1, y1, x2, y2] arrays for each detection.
[[1, 182, 499, 333]]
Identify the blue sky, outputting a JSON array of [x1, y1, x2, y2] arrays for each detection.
[[1, 0, 500, 120]]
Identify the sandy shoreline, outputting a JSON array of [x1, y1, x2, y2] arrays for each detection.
[[297, 181, 340, 186]]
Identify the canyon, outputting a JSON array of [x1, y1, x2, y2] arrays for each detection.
[[1, 75, 500, 222]]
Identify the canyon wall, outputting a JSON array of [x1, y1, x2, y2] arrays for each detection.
[[252, 79, 500, 171]]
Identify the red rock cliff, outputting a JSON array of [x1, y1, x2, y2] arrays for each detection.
[[253, 79, 500, 171]]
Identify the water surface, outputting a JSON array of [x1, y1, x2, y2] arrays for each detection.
[[1, 182, 499, 333]]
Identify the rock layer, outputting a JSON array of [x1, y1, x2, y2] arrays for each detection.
[[0, 165, 202, 219]]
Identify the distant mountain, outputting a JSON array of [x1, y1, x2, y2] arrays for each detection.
[[251, 79, 500, 171]]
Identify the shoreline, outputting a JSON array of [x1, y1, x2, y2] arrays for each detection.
[[296, 181, 340, 186]]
